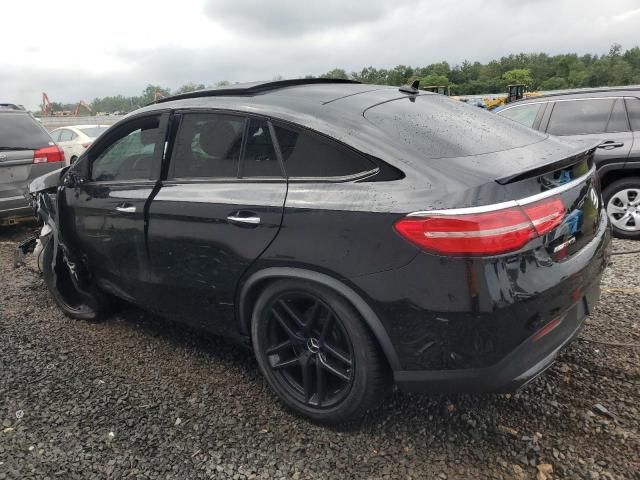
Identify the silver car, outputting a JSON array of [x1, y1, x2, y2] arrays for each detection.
[[0, 105, 65, 225]]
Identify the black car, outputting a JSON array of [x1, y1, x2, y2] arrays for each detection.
[[495, 86, 640, 239], [1, 105, 65, 225], [27, 79, 610, 423]]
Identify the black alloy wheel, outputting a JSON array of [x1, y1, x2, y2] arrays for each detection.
[[251, 280, 390, 423], [264, 292, 354, 408]]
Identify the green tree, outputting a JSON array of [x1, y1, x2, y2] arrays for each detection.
[[175, 83, 206, 94], [502, 69, 533, 85], [540, 77, 569, 91], [320, 68, 349, 80]]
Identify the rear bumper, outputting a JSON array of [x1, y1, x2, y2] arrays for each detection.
[[395, 282, 599, 393], [0, 195, 32, 223]]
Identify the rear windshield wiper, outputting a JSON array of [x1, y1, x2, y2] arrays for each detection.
[[0, 146, 32, 151]]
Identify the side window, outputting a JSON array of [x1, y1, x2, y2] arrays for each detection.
[[626, 97, 640, 131], [498, 103, 543, 128], [50, 130, 61, 142], [242, 118, 282, 177], [547, 99, 615, 136], [170, 113, 244, 179], [59, 129, 73, 142], [606, 99, 630, 133], [69, 130, 78, 140], [273, 125, 375, 178], [91, 115, 164, 182]]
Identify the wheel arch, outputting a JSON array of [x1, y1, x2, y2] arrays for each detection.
[[599, 163, 640, 192], [238, 267, 402, 371]]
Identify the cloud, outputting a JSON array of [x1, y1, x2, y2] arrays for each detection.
[[2, 0, 640, 110], [202, 0, 412, 36], [612, 7, 640, 21]]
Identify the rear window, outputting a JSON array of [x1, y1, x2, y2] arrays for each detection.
[[79, 126, 109, 138], [547, 99, 615, 136], [497, 103, 543, 128], [0, 113, 52, 149], [274, 125, 375, 178], [364, 94, 545, 160]]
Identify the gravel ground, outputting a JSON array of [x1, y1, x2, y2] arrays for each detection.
[[1, 223, 639, 479]]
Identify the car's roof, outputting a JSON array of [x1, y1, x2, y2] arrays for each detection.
[[125, 79, 585, 188], [53, 125, 110, 130], [500, 85, 640, 108]]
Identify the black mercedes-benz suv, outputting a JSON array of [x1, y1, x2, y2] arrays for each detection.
[[27, 79, 610, 423], [495, 86, 640, 239]]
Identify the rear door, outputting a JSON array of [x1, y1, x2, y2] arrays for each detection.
[[57, 128, 76, 163], [145, 111, 287, 335], [62, 112, 169, 297], [543, 98, 632, 171]]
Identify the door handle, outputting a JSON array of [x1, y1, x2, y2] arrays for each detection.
[[116, 205, 136, 213], [227, 214, 261, 226], [597, 141, 624, 149]]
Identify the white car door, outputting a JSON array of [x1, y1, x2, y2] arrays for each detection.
[[57, 128, 75, 164]]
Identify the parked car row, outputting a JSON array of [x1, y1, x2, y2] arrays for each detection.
[[0, 106, 108, 225]]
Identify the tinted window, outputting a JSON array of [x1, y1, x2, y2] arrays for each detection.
[[171, 113, 244, 179], [242, 118, 281, 177], [274, 125, 374, 178], [91, 116, 163, 182], [547, 99, 615, 135], [59, 129, 73, 142], [498, 103, 542, 128], [0, 113, 52, 149], [626, 97, 640, 131], [606, 99, 630, 133]]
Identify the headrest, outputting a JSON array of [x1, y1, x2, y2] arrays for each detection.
[[197, 120, 238, 158]]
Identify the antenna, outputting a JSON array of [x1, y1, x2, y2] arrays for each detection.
[[399, 80, 420, 94]]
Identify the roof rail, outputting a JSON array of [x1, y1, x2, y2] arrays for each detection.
[[510, 84, 640, 104], [155, 78, 362, 104]]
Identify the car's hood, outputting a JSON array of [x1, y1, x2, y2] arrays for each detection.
[[28, 167, 67, 194]]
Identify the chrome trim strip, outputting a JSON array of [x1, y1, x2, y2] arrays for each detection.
[[407, 166, 595, 217]]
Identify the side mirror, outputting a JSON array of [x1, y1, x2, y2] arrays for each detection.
[[63, 156, 89, 187]]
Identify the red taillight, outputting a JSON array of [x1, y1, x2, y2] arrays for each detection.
[[394, 198, 565, 256], [522, 198, 565, 235], [33, 146, 65, 164]]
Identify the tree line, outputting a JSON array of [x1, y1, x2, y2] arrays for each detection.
[[58, 44, 640, 114]]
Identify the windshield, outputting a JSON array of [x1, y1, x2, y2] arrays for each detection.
[[0, 113, 52, 149], [78, 126, 109, 138], [364, 94, 546, 160]]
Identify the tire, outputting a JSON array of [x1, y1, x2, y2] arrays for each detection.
[[70, 156, 78, 164], [251, 279, 391, 424], [603, 177, 640, 240], [41, 236, 106, 321]]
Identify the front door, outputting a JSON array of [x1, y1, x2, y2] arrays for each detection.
[[145, 112, 287, 335], [62, 113, 169, 299]]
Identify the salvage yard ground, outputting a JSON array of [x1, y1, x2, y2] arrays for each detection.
[[1, 224, 638, 479]]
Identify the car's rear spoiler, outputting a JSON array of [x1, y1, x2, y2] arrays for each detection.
[[495, 145, 597, 185]]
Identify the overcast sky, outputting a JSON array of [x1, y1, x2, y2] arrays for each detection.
[[3, 0, 640, 109]]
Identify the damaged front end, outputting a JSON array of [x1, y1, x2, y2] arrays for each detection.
[[15, 167, 95, 299], [14, 168, 67, 267]]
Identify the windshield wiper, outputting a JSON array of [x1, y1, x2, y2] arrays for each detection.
[[0, 147, 32, 151]]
